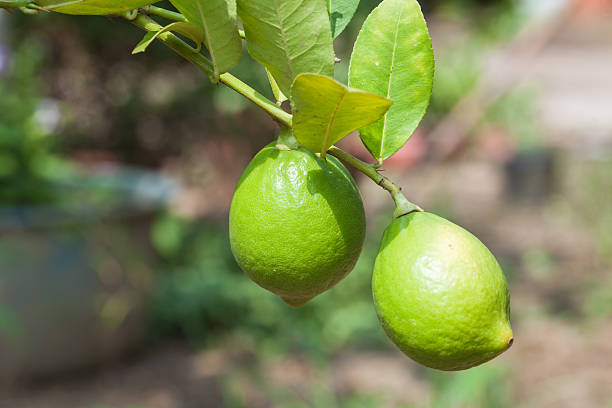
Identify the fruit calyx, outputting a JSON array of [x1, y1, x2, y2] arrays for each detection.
[[392, 191, 423, 219], [275, 126, 300, 151]]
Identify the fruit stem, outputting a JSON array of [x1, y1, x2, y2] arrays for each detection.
[[327, 146, 423, 217], [219, 73, 292, 127], [392, 191, 423, 218], [127, 13, 292, 128], [144, 6, 188, 23], [276, 126, 299, 150]]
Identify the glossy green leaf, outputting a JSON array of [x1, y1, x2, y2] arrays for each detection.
[[35, 0, 159, 15], [132, 22, 204, 55], [348, 0, 434, 162], [170, 0, 242, 80], [327, 0, 360, 38], [291, 73, 393, 157], [237, 0, 335, 97]]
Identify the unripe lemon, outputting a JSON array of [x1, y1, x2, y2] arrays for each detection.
[[35, 0, 158, 15], [229, 143, 366, 307], [373, 211, 513, 371]]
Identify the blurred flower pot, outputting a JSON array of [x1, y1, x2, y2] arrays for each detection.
[[504, 149, 556, 203], [0, 165, 176, 383]]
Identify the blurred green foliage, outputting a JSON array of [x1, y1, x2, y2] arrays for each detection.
[[5, 6, 275, 167], [428, 364, 513, 408], [89, 405, 149, 408], [221, 371, 387, 408], [574, 158, 612, 321], [0, 303, 24, 344], [421, 0, 545, 153], [427, 45, 480, 122], [488, 87, 544, 151], [0, 39, 73, 205], [579, 159, 612, 263], [150, 212, 388, 357]]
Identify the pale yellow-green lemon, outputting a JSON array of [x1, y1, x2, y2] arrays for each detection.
[[35, 0, 158, 15], [229, 142, 366, 307], [372, 211, 513, 371]]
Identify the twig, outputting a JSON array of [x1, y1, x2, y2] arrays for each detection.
[[328, 146, 422, 217], [127, 13, 291, 128]]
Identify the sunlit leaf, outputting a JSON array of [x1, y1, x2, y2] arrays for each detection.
[[327, 0, 360, 38], [348, 0, 434, 162], [291, 73, 392, 157], [170, 0, 243, 80], [132, 22, 204, 54], [237, 0, 334, 97]]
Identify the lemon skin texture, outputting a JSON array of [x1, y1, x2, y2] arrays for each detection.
[[229, 143, 366, 307], [373, 212, 513, 371], [36, 1, 158, 15]]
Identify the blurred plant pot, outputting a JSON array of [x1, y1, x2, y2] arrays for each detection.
[[0, 164, 177, 383], [504, 149, 556, 203]]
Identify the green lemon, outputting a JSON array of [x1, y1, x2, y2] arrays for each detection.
[[373, 211, 513, 371], [35, 0, 158, 15], [229, 142, 366, 307]]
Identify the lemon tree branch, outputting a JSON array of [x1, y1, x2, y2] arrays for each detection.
[[144, 5, 187, 22], [327, 146, 422, 217], [127, 13, 291, 127], [144, 6, 245, 38]]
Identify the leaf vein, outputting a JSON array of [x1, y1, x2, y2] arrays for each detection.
[[197, 2, 218, 77], [322, 89, 347, 153], [380, 5, 403, 162], [273, 0, 294, 80]]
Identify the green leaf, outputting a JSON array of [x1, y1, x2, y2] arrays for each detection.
[[226, 0, 236, 17], [132, 22, 204, 55], [35, 0, 159, 15], [291, 73, 393, 157], [0, 304, 24, 344], [170, 0, 243, 80], [327, 0, 360, 38], [237, 0, 335, 97], [348, 0, 434, 162]]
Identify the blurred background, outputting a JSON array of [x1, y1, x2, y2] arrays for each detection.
[[1, 0, 612, 406]]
